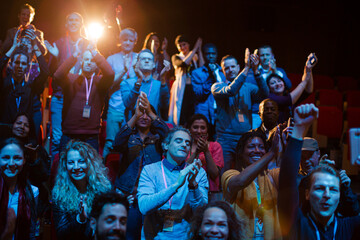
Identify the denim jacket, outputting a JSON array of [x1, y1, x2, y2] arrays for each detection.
[[113, 117, 169, 193]]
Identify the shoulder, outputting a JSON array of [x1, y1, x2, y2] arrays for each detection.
[[142, 161, 162, 173], [221, 169, 240, 186], [107, 53, 123, 61]]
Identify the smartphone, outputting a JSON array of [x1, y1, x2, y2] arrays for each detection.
[[349, 128, 360, 165], [309, 55, 317, 65]]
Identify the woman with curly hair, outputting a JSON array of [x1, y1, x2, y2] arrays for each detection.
[[0, 137, 39, 240], [187, 201, 245, 240], [52, 140, 111, 239]]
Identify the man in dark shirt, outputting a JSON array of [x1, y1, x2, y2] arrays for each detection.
[[278, 103, 360, 239], [54, 43, 114, 152]]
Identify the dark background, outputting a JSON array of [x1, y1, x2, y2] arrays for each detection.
[[1, 0, 359, 78]]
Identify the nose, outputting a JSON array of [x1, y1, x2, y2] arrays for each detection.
[[9, 158, 15, 166], [209, 225, 220, 234], [74, 161, 80, 169], [113, 220, 121, 230], [323, 188, 331, 198]]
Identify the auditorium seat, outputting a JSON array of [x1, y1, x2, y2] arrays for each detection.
[[313, 74, 335, 90], [317, 89, 343, 110], [317, 106, 343, 138]]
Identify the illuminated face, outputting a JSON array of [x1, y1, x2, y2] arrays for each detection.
[[221, 58, 240, 81], [268, 76, 285, 95], [259, 47, 274, 68], [306, 172, 340, 222], [18, 8, 34, 26], [66, 13, 83, 33], [82, 51, 97, 73], [12, 115, 30, 138], [120, 35, 136, 53], [149, 35, 160, 52], [92, 203, 127, 240], [177, 41, 190, 55], [11, 54, 28, 81], [259, 101, 279, 125], [242, 137, 266, 165], [200, 207, 229, 240], [190, 119, 208, 142], [165, 131, 191, 163], [66, 150, 88, 182], [138, 52, 155, 72], [300, 150, 320, 174], [0, 144, 25, 179], [136, 112, 151, 130], [204, 47, 217, 64]]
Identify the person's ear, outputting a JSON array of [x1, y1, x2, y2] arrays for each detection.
[[162, 142, 169, 151], [90, 217, 96, 233]]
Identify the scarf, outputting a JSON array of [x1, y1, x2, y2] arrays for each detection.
[[0, 174, 32, 240]]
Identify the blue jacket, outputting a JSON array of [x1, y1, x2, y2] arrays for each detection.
[[191, 65, 226, 124]]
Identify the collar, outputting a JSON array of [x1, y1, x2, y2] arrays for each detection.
[[258, 64, 270, 73], [308, 212, 336, 231], [163, 158, 186, 172]]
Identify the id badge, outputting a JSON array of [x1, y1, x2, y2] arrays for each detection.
[[82, 105, 91, 118], [163, 215, 174, 232], [237, 111, 245, 122]]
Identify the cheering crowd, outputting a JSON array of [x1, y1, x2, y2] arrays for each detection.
[[1, 3, 360, 240]]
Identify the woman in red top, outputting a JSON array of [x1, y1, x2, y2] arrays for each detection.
[[186, 114, 224, 201]]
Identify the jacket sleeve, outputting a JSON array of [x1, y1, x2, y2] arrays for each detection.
[[211, 72, 246, 99], [31, 55, 50, 95], [278, 136, 303, 236], [52, 204, 92, 239], [53, 55, 77, 88], [93, 53, 115, 92]]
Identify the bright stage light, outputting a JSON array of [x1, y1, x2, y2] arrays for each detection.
[[86, 22, 104, 41]]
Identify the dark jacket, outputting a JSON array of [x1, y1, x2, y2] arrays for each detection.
[[113, 117, 169, 193]]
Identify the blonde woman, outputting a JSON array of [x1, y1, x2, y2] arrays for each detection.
[[52, 140, 111, 239]]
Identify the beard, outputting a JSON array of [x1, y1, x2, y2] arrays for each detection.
[[95, 228, 126, 240]]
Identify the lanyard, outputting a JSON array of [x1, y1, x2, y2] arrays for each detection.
[[308, 214, 337, 240], [12, 78, 24, 110], [161, 161, 173, 209], [254, 178, 261, 205], [146, 80, 153, 98], [84, 73, 95, 105], [160, 160, 186, 209]]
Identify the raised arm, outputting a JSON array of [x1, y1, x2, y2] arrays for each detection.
[[225, 128, 279, 199], [31, 44, 50, 95], [212, 48, 251, 98], [289, 53, 317, 104], [278, 103, 319, 236]]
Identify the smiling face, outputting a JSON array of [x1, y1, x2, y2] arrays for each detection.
[[93, 203, 127, 240], [66, 150, 88, 183], [268, 76, 285, 95], [221, 58, 240, 82], [306, 172, 340, 223], [120, 35, 136, 53], [18, 8, 34, 26], [242, 137, 266, 166], [200, 207, 229, 240], [11, 54, 28, 81], [0, 144, 25, 179], [190, 119, 208, 142], [177, 41, 190, 55], [165, 130, 191, 164], [66, 13, 83, 33], [12, 115, 30, 138]]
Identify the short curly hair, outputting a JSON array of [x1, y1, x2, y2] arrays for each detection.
[[188, 201, 246, 240]]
